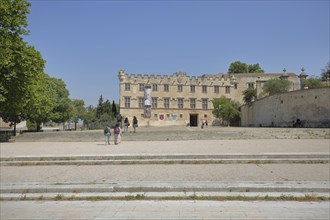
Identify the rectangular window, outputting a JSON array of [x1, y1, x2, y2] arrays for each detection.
[[125, 83, 130, 91], [202, 85, 207, 93], [164, 84, 169, 92], [124, 97, 130, 108], [190, 85, 195, 93], [139, 83, 145, 91], [214, 86, 219, 93], [152, 97, 157, 108], [225, 86, 230, 94], [178, 85, 183, 92], [190, 98, 196, 109], [178, 98, 184, 109], [202, 98, 208, 109], [248, 83, 254, 89], [138, 97, 144, 108], [152, 84, 158, 91], [234, 84, 238, 89], [164, 98, 170, 108]]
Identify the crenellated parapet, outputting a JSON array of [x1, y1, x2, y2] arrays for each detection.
[[119, 70, 239, 86]]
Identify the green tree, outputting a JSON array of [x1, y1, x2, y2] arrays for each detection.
[[248, 64, 264, 73], [228, 61, 248, 73], [228, 61, 264, 73], [0, 0, 47, 135], [242, 88, 257, 105], [72, 99, 86, 130], [46, 77, 74, 128], [301, 78, 324, 89], [263, 79, 290, 96], [212, 97, 240, 126], [83, 105, 96, 130], [103, 99, 111, 114], [112, 100, 118, 116], [321, 62, 330, 81], [96, 95, 104, 118], [26, 74, 56, 131]]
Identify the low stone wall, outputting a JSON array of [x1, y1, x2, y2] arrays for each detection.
[[241, 87, 330, 128]]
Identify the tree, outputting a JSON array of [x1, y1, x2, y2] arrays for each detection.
[[321, 62, 330, 81], [96, 95, 104, 118], [26, 74, 56, 131], [228, 61, 248, 73], [212, 97, 240, 126], [248, 64, 264, 73], [263, 79, 290, 96], [0, 0, 48, 135], [228, 61, 264, 73], [72, 99, 86, 130], [112, 100, 118, 116], [301, 78, 324, 89], [46, 77, 74, 128], [103, 99, 111, 114], [242, 88, 257, 105], [83, 105, 96, 130]]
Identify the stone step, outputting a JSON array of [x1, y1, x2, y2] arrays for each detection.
[[1, 181, 329, 201], [1, 191, 329, 201], [1, 181, 329, 194], [1, 153, 329, 165]]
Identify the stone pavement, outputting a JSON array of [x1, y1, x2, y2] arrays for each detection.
[[1, 200, 330, 220], [1, 139, 330, 156]]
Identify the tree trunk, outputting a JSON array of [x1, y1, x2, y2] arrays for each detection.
[[75, 122, 77, 131], [13, 122, 16, 136]]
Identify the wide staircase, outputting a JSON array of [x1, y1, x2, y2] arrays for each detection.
[[1, 127, 329, 201]]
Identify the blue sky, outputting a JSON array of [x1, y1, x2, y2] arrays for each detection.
[[25, 0, 329, 107]]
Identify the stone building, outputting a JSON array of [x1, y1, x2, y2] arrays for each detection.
[[118, 70, 299, 127]]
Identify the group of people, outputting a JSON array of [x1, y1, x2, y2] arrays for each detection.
[[103, 116, 138, 145]]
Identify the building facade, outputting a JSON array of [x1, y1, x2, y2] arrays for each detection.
[[118, 70, 299, 127]]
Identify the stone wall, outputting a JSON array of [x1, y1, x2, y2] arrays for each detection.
[[241, 87, 330, 128]]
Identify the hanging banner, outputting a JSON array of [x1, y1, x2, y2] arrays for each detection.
[[144, 85, 152, 118]]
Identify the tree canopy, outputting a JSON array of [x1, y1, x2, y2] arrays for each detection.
[[72, 99, 86, 130], [321, 62, 330, 81], [263, 79, 290, 96], [212, 97, 240, 126], [301, 78, 325, 89], [242, 88, 257, 105], [228, 61, 264, 73], [0, 0, 47, 133], [26, 74, 56, 131], [1, 0, 86, 133], [46, 77, 74, 125]]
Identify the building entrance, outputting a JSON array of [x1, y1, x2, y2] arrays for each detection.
[[189, 114, 198, 127]]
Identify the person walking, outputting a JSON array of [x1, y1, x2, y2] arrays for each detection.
[[114, 122, 121, 145], [124, 117, 130, 133], [133, 116, 138, 133], [104, 126, 111, 145]]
